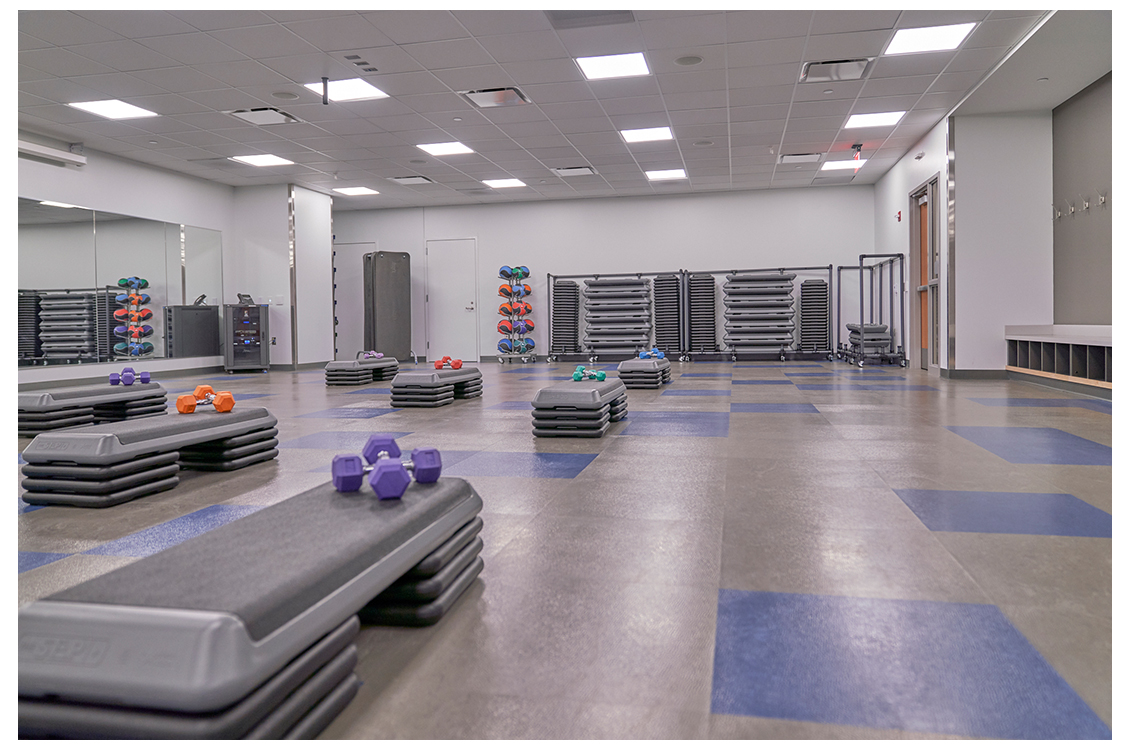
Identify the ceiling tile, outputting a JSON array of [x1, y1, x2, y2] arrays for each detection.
[[947, 46, 1010, 73], [450, 10, 553, 36], [728, 85, 794, 108], [810, 10, 902, 35], [598, 96, 665, 117], [476, 31, 570, 64], [657, 68, 727, 95], [966, 15, 1043, 49], [537, 100, 607, 120], [793, 80, 865, 102], [722, 11, 812, 43], [803, 29, 894, 60], [552, 116, 618, 134], [20, 77, 124, 104], [553, 24, 646, 58], [126, 93, 215, 115], [19, 11, 124, 46], [896, 10, 991, 28], [521, 81, 597, 104], [402, 38, 496, 70], [869, 50, 957, 78], [500, 58, 582, 85], [182, 88, 273, 111], [639, 13, 727, 49], [209, 25, 322, 60], [930, 70, 986, 93], [649, 44, 728, 74], [20, 48, 117, 77], [396, 92, 476, 114], [431, 64, 516, 92], [730, 63, 803, 89], [851, 94, 922, 114], [662, 90, 729, 111], [859, 74, 936, 98], [284, 15, 395, 52], [360, 11, 468, 45], [197, 59, 297, 87], [130, 66, 230, 94], [74, 10, 200, 38], [669, 107, 733, 125], [68, 39, 181, 72]]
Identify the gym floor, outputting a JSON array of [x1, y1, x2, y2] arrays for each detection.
[[17, 359, 1112, 740]]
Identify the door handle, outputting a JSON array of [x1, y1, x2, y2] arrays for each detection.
[[465, 305, 475, 311]]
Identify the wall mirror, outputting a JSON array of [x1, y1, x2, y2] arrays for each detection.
[[18, 197, 223, 367]]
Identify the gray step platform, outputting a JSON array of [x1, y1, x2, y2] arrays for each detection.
[[325, 357, 399, 385], [359, 556, 484, 626], [531, 381, 626, 437], [19, 382, 170, 435], [19, 477, 485, 718], [18, 617, 360, 740], [391, 367, 482, 407], [616, 357, 672, 389], [531, 378, 626, 410]]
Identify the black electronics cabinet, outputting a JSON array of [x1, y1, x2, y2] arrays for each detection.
[[223, 303, 270, 371], [165, 305, 220, 358]]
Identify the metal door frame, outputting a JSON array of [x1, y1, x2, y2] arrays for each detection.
[[910, 175, 941, 375]]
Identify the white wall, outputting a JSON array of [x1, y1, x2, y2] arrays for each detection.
[[333, 186, 875, 359], [95, 218, 172, 357], [18, 222, 97, 289], [293, 186, 334, 365], [951, 113, 1054, 371]]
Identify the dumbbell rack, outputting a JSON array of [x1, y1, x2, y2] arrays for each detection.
[[496, 266, 537, 363], [113, 278, 155, 360]]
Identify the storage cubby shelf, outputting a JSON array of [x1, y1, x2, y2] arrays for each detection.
[[1005, 325, 1111, 389]]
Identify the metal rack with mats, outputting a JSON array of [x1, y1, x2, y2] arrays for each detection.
[[835, 253, 908, 367]]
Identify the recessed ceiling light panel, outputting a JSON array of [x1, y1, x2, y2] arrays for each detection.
[[576, 52, 650, 80], [646, 169, 687, 181], [845, 111, 905, 128], [483, 179, 526, 189], [416, 142, 474, 156], [620, 126, 673, 143], [229, 154, 294, 167], [821, 159, 867, 171], [461, 87, 531, 108], [303, 78, 388, 102], [332, 187, 379, 196], [884, 23, 976, 55], [68, 99, 158, 120]]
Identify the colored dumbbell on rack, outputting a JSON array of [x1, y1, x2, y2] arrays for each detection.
[[356, 350, 384, 359], [108, 367, 151, 386], [176, 385, 235, 414], [638, 348, 665, 359], [435, 356, 463, 370], [331, 434, 443, 499], [573, 365, 607, 382]]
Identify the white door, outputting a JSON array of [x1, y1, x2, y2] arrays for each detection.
[[425, 238, 479, 362]]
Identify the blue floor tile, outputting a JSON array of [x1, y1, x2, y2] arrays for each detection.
[[296, 407, 400, 419], [680, 373, 733, 378], [500, 366, 560, 374], [946, 426, 1112, 466], [968, 398, 1112, 415], [732, 379, 793, 385], [735, 363, 824, 368], [83, 505, 262, 558], [19, 498, 42, 514], [893, 489, 1112, 537], [348, 387, 392, 395], [228, 393, 271, 400], [442, 451, 597, 479], [796, 384, 936, 391], [661, 389, 732, 396], [784, 372, 834, 377], [836, 375, 907, 381], [520, 376, 574, 381], [487, 401, 535, 410], [279, 431, 413, 449], [620, 411, 730, 437], [18, 453, 26, 464], [19, 550, 70, 573], [731, 403, 820, 413], [712, 590, 1111, 739]]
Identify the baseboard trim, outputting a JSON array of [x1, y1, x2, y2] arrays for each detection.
[[940, 368, 1009, 380]]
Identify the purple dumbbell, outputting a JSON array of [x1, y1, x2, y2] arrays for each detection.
[[330, 434, 442, 499]]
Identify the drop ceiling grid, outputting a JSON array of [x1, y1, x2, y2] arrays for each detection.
[[18, 9, 1049, 202]]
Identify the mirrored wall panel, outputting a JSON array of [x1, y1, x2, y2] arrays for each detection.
[[18, 197, 223, 367]]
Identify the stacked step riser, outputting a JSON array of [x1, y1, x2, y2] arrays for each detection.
[[583, 278, 652, 357], [723, 273, 796, 354]]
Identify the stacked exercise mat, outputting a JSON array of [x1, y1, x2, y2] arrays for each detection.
[[530, 376, 627, 437], [688, 274, 718, 355], [616, 353, 672, 388], [113, 277, 155, 357], [390, 367, 483, 408], [653, 275, 681, 355], [723, 272, 796, 357], [583, 277, 652, 358], [847, 323, 891, 356], [20, 406, 279, 507], [18, 443, 485, 739], [550, 278, 580, 356], [18, 290, 41, 361], [324, 353, 399, 386], [798, 279, 831, 352], [497, 265, 535, 359], [18, 379, 169, 437]]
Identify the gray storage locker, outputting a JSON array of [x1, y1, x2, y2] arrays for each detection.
[[363, 251, 412, 362]]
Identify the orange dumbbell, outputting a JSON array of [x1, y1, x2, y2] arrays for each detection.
[[176, 385, 235, 414]]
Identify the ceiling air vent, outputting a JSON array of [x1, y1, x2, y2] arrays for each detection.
[[227, 108, 301, 126], [799, 58, 874, 83], [460, 87, 531, 108], [388, 176, 434, 185], [545, 10, 635, 29], [552, 166, 597, 177], [778, 153, 822, 164]]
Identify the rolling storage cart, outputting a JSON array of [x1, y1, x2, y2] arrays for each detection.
[[836, 254, 908, 367]]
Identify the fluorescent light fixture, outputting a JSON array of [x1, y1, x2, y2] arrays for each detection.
[[844, 111, 905, 128], [645, 169, 686, 181], [229, 154, 294, 167], [885, 23, 976, 55], [332, 187, 379, 196], [39, 200, 81, 208], [483, 179, 526, 188], [416, 142, 474, 156], [303, 78, 389, 102], [68, 99, 158, 120], [620, 126, 673, 143], [821, 159, 867, 170], [575, 52, 650, 80]]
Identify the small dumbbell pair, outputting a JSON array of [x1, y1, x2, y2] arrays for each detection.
[[109, 367, 151, 385], [573, 365, 607, 381], [331, 434, 442, 500], [638, 348, 665, 359], [357, 350, 384, 360], [435, 356, 463, 370], [176, 385, 235, 413]]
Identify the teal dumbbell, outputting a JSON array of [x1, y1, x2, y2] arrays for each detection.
[[573, 365, 606, 382]]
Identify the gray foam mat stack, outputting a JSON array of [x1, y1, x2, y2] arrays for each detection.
[[360, 516, 485, 626], [723, 272, 796, 355], [616, 357, 673, 388], [324, 357, 399, 386], [799, 279, 831, 352], [530, 378, 628, 438], [550, 279, 580, 355], [37, 292, 99, 359], [18, 382, 169, 437], [688, 274, 718, 354], [653, 275, 681, 355], [847, 323, 891, 355], [583, 277, 652, 357], [390, 367, 483, 408]]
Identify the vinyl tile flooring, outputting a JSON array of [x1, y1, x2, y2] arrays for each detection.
[[17, 359, 1113, 739]]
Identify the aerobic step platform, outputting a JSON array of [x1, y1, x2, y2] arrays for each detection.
[[616, 357, 673, 389], [390, 367, 483, 408], [18, 382, 169, 436], [324, 357, 400, 386], [20, 408, 279, 508], [530, 378, 627, 437], [18, 476, 485, 739]]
